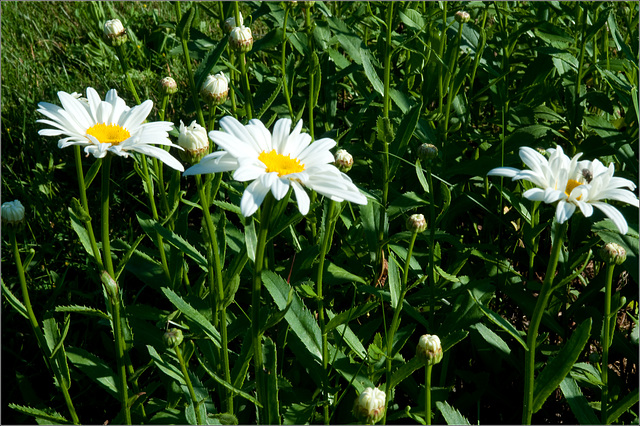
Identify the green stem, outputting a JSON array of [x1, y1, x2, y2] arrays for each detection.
[[426, 169, 437, 330], [437, 2, 448, 114], [317, 200, 339, 424], [383, 230, 419, 424], [252, 194, 276, 422], [281, 5, 294, 118], [601, 262, 615, 424], [175, 344, 203, 425], [195, 175, 233, 414], [572, 5, 588, 147], [522, 222, 567, 425], [425, 364, 433, 425], [114, 44, 141, 105], [73, 145, 103, 268], [11, 230, 81, 425], [111, 293, 132, 425], [101, 155, 115, 278], [234, 2, 253, 119], [306, 4, 315, 140], [443, 20, 464, 142]]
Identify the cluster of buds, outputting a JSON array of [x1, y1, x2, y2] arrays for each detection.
[[416, 334, 443, 366], [455, 11, 471, 24], [1, 200, 25, 228], [160, 77, 178, 95], [599, 243, 627, 265], [353, 387, 386, 424], [163, 328, 184, 349], [407, 213, 427, 234], [201, 72, 229, 105], [103, 18, 128, 46], [178, 120, 209, 164], [334, 149, 354, 173]]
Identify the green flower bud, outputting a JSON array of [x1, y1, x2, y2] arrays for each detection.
[[229, 25, 253, 52], [353, 387, 385, 424], [163, 328, 184, 349], [334, 149, 354, 173], [160, 77, 178, 95], [103, 19, 128, 46], [599, 243, 627, 265], [416, 334, 443, 366], [455, 11, 471, 24], [407, 213, 427, 233], [1, 200, 25, 228], [417, 143, 438, 162]]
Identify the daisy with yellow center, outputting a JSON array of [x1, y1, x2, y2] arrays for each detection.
[[184, 116, 368, 217], [488, 146, 638, 234], [37, 87, 184, 171]]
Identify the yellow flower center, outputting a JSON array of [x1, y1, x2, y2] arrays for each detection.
[[258, 149, 305, 177], [565, 179, 583, 200], [86, 123, 131, 145]]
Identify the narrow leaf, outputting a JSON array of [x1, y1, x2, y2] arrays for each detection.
[[66, 346, 119, 399], [559, 376, 599, 425], [470, 290, 527, 349], [8, 404, 71, 425], [161, 287, 221, 347], [55, 305, 110, 320], [436, 401, 471, 425], [2, 280, 28, 319], [607, 387, 639, 425], [388, 252, 401, 309], [325, 302, 377, 332]]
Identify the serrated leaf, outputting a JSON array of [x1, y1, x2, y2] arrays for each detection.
[[325, 302, 377, 333], [361, 48, 384, 97], [390, 356, 423, 388], [470, 290, 527, 350], [42, 317, 71, 388], [559, 376, 599, 425], [533, 318, 592, 413], [2, 280, 28, 319], [195, 350, 261, 407], [55, 305, 110, 320], [66, 346, 119, 399], [8, 404, 71, 425], [147, 345, 184, 383], [264, 337, 280, 425], [194, 36, 229, 91], [176, 5, 196, 41], [68, 207, 95, 260], [262, 270, 322, 362], [161, 287, 221, 347], [325, 262, 366, 284], [436, 401, 471, 425], [327, 310, 367, 360]]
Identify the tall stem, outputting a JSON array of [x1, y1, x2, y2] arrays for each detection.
[[305, 4, 315, 140], [114, 44, 141, 105], [601, 262, 615, 424], [252, 195, 276, 422], [235, 2, 253, 119], [281, 5, 294, 118], [176, 344, 204, 425], [101, 155, 115, 278], [73, 145, 103, 268], [522, 222, 567, 425], [427, 169, 437, 330], [112, 291, 132, 425], [425, 364, 433, 425]]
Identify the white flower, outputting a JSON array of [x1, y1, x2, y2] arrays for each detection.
[[103, 19, 127, 46], [1, 200, 25, 226], [184, 116, 368, 217], [37, 87, 184, 171], [488, 146, 638, 234], [201, 72, 229, 105], [178, 120, 209, 164], [353, 387, 385, 424]]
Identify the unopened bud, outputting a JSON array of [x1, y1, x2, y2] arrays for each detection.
[[334, 149, 354, 173], [599, 243, 627, 265], [416, 334, 443, 366], [407, 214, 427, 233], [163, 328, 184, 349], [353, 387, 385, 424], [160, 77, 178, 95], [201, 72, 229, 105], [223, 13, 243, 34], [455, 11, 471, 24], [100, 271, 119, 302], [1, 200, 25, 227], [417, 143, 438, 162], [103, 19, 128, 46], [178, 120, 209, 164], [229, 25, 253, 52]]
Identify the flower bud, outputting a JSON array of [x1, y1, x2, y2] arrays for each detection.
[[417, 143, 438, 162], [201, 72, 229, 105], [353, 387, 385, 424], [455, 11, 471, 24], [334, 149, 354, 173], [100, 271, 119, 303], [416, 334, 443, 366], [407, 213, 427, 233], [223, 13, 243, 34], [103, 19, 128, 46], [163, 328, 184, 349], [599, 243, 627, 265], [160, 77, 178, 95], [1, 200, 25, 227], [229, 25, 253, 52], [178, 120, 209, 164]]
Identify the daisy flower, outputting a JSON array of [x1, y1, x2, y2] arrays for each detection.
[[184, 116, 368, 217], [37, 87, 184, 171], [488, 146, 638, 234]]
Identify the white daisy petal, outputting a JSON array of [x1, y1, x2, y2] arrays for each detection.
[[241, 179, 271, 217], [591, 202, 628, 234], [291, 181, 310, 215]]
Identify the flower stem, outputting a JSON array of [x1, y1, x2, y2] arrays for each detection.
[[234, 2, 253, 120], [73, 145, 103, 269], [101, 155, 115, 278], [522, 222, 567, 425], [426, 168, 437, 330], [281, 5, 294, 118], [437, 2, 448, 114], [317, 200, 339, 424], [111, 289, 132, 425], [425, 364, 433, 425], [305, 4, 315, 140], [175, 344, 204, 425], [442, 19, 464, 143], [11, 229, 80, 425], [252, 194, 276, 422], [601, 262, 615, 424], [114, 44, 141, 105]]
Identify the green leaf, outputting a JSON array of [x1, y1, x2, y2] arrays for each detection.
[[54, 305, 110, 320], [398, 9, 425, 30], [607, 387, 639, 425], [436, 401, 471, 425], [245, 218, 258, 263], [176, 5, 196, 41], [361, 47, 384, 96], [147, 345, 184, 383], [1, 279, 28, 319], [533, 318, 592, 413], [262, 270, 322, 362], [68, 207, 95, 259], [469, 290, 527, 349], [263, 337, 280, 425], [195, 350, 261, 407], [325, 301, 377, 333], [327, 310, 367, 360], [391, 357, 423, 389], [388, 252, 401, 309], [473, 322, 511, 357], [161, 287, 221, 347], [390, 101, 422, 178], [194, 36, 229, 91], [66, 346, 119, 399], [8, 404, 71, 425], [42, 317, 71, 388], [559, 376, 599, 425]]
